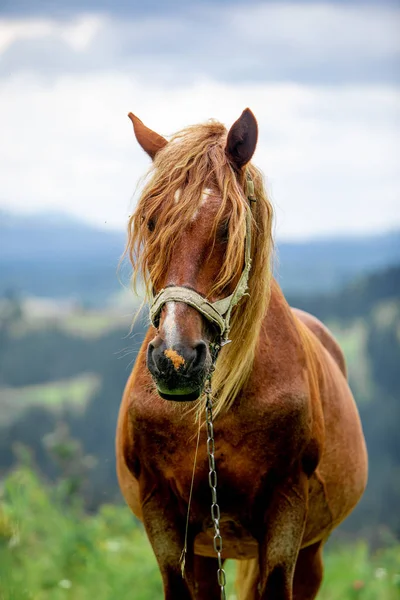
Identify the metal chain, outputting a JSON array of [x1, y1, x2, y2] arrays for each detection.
[[205, 378, 227, 600]]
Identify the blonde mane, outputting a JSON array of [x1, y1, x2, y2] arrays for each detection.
[[125, 120, 274, 415]]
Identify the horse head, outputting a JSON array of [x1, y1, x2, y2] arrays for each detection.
[[126, 110, 273, 407]]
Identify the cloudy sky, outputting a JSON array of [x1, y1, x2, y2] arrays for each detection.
[[0, 0, 399, 239]]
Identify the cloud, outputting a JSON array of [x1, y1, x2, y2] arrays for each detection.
[[0, 2, 398, 239], [0, 15, 102, 54], [0, 3, 399, 84], [0, 71, 398, 238]]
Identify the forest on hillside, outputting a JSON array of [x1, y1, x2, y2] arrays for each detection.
[[0, 265, 399, 535], [0, 263, 399, 598]]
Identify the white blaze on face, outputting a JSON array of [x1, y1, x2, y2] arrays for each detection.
[[163, 301, 179, 348], [162, 187, 215, 347], [202, 188, 213, 202], [191, 187, 213, 222], [174, 188, 182, 204]]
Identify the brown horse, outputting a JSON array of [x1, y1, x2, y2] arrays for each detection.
[[116, 109, 368, 599]]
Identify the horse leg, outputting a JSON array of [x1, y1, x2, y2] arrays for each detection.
[[193, 555, 225, 599], [141, 491, 195, 600], [292, 541, 324, 600], [258, 474, 308, 600]]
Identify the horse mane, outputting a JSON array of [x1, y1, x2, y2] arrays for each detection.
[[125, 119, 274, 415], [293, 316, 321, 410], [292, 315, 325, 459]]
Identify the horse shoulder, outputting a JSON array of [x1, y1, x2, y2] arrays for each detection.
[[116, 345, 150, 521], [257, 285, 326, 454], [116, 336, 201, 514]]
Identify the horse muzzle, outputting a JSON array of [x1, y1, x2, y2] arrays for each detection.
[[147, 337, 210, 402]]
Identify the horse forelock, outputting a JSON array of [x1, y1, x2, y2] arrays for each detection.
[[125, 120, 274, 415]]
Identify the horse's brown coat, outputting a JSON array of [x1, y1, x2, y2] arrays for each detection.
[[116, 112, 367, 599]]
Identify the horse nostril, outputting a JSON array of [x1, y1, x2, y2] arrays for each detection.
[[192, 341, 207, 372], [147, 341, 161, 375], [147, 339, 208, 379]]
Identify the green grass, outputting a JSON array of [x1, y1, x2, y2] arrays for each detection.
[[328, 320, 374, 403], [0, 374, 100, 427], [59, 311, 132, 338], [320, 542, 400, 600], [0, 468, 162, 600], [372, 301, 400, 330], [0, 468, 399, 599], [9, 309, 132, 339]]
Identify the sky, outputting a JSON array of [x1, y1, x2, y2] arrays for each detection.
[[0, 0, 399, 239]]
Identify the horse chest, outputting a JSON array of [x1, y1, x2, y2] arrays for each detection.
[[160, 438, 264, 560], [133, 392, 312, 554], [136, 393, 310, 494], [140, 414, 302, 517]]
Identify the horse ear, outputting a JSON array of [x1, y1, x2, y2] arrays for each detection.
[[225, 108, 258, 170], [128, 113, 168, 160]]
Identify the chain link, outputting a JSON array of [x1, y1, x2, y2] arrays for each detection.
[[205, 380, 227, 600]]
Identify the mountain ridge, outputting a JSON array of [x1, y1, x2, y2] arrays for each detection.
[[1, 210, 399, 303]]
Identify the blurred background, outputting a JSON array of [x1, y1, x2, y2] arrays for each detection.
[[0, 0, 399, 598]]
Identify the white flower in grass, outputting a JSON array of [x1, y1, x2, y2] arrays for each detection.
[[105, 539, 122, 552], [8, 533, 20, 548], [58, 579, 72, 589], [375, 567, 387, 579]]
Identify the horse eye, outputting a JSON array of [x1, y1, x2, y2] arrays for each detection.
[[218, 219, 230, 242]]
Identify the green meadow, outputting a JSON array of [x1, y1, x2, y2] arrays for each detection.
[[0, 468, 399, 600], [0, 375, 100, 428]]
